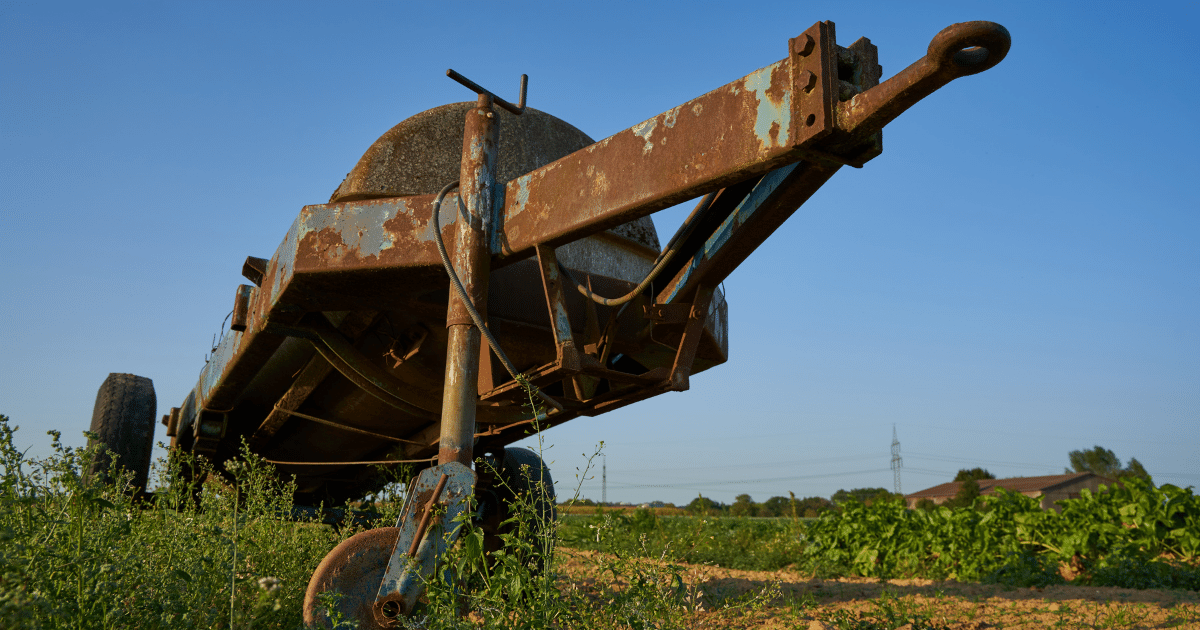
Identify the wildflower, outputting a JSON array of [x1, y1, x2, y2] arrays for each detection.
[[257, 576, 281, 592]]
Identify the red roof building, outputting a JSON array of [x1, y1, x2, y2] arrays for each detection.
[[904, 472, 1116, 511]]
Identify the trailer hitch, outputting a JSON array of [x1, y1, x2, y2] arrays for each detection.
[[840, 21, 1011, 140]]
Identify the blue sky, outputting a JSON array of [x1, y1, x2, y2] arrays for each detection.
[[2, 1, 1196, 506]]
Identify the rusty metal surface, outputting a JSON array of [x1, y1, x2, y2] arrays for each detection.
[[438, 93, 499, 467], [230, 284, 253, 332], [302, 526, 399, 629], [838, 22, 1010, 140], [657, 159, 841, 304], [374, 462, 476, 622], [495, 54, 828, 258]]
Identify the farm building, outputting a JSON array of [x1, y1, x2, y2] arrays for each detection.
[[904, 472, 1116, 511]]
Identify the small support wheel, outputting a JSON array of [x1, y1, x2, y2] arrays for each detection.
[[477, 447, 556, 570], [303, 527, 400, 629], [86, 373, 157, 492]]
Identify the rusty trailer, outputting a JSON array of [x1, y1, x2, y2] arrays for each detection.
[[86, 19, 1010, 627]]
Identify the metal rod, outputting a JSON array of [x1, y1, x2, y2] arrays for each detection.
[[445, 69, 526, 116], [261, 456, 436, 466], [270, 406, 426, 445], [407, 473, 450, 557], [438, 93, 499, 466], [838, 21, 1010, 139]]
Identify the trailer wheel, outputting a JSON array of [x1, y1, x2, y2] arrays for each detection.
[[86, 373, 157, 492], [477, 447, 557, 570], [303, 526, 399, 629]]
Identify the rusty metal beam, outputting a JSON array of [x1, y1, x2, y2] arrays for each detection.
[[657, 159, 841, 304], [495, 21, 837, 259]]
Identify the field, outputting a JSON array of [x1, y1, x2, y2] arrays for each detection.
[[1, 415, 1197, 629]]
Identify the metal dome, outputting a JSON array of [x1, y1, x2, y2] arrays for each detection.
[[330, 102, 660, 250]]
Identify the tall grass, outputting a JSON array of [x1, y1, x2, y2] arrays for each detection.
[[0, 414, 782, 629], [0, 415, 350, 629]]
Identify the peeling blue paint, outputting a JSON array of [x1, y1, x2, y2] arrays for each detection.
[[666, 163, 798, 303], [468, 135, 484, 162], [270, 217, 301, 306], [297, 200, 408, 261], [201, 329, 242, 403], [554, 303, 572, 343], [663, 105, 682, 129], [420, 192, 460, 242], [742, 61, 791, 150], [510, 174, 532, 219], [631, 117, 658, 154]]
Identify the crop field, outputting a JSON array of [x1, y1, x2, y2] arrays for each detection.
[[1, 415, 1197, 629]]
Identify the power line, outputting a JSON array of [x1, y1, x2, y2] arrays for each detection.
[[610, 452, 887, 474], [606, 468, 893, 489]]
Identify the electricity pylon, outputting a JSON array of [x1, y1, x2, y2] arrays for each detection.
[[891, 424, 903, 495]]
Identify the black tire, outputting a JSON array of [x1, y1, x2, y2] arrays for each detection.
[[477, 447, 556, 569], [87, 373, 157, 491]]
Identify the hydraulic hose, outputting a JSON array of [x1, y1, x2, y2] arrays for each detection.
[[557, 191, 717, 307]]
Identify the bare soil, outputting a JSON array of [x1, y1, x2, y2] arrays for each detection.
[[557, 549, 1200, 629]]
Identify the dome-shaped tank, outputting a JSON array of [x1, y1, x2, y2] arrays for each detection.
[[330, 102, 660, 250]]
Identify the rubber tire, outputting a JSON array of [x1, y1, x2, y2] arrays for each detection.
[[478, 447, 557, 570], [87, 373, 157, 491]]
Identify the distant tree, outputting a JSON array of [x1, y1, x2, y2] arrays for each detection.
[[832, 487, 902, 506], [796, 496, 835, 518], [914, 498, 938, 511], [686, 494, 722, 515], [761, 496, 792, 517], [953, 468, 995, 482], [1066, 445, 1152, 483], [946, 477, 981, 509], [1124, 458, 1151, 482], [730, 494, 756, 517]]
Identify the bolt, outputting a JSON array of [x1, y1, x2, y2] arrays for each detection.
[[800, 70, 817, 93], [795, 34, 815, 57]]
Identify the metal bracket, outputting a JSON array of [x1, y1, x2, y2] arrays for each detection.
[[192, 409, 227, 456], [230, 284, 254, 332], [535, 244, 583, 372], [374, 462, 477, 623], [241, 256, 268, 287], [789, 21, 837, 148], [665, 287, 715, 392], [642, 302, 691, 324]]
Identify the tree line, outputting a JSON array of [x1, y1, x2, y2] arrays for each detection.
[[573, 444, 1152, 516]]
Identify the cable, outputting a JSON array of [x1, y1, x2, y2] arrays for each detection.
[[432, 181, 564, 412], [557, 192, 717, 306], [262, 456, 436, 467]]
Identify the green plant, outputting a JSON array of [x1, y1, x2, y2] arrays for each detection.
[[0, 414, 343, 629]]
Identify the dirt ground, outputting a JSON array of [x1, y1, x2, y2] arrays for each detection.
[[557, 549, 1200, 629]]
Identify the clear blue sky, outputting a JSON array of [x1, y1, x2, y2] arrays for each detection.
[[2, 1, 1196, 506]]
